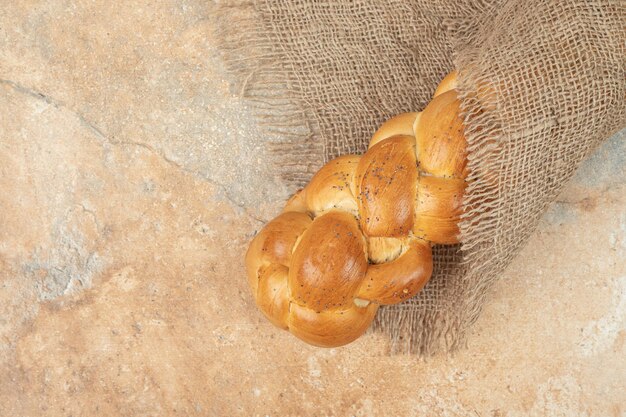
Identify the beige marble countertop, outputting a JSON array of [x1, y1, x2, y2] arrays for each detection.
[[0, 2, 624, 416]]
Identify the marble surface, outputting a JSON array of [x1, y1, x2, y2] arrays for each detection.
[[0, 2, 624, 416]]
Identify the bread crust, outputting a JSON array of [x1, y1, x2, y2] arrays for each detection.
[[246, 73, 468, 347]]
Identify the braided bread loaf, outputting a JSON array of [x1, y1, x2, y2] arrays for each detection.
[[246, 72, 467, 347]]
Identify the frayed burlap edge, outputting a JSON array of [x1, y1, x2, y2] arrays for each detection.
[[452, 0, 626, 347], [214, 2, 325, 187]]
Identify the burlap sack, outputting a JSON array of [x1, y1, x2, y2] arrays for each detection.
[[216, 0, 626, 354]]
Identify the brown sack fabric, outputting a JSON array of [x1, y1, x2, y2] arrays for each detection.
[[216, 0, 626, 354]]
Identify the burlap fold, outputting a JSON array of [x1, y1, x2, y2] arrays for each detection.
[[216, 0, 626, 354]]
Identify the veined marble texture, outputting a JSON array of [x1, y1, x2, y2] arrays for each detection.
[[0, 2, 624, 416]]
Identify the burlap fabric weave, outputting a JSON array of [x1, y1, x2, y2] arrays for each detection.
[[216, 0, 626, 354]]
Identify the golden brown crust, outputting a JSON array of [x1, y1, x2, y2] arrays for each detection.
[[433, 70, 458, 98], [245, 211, 312, 293], [356, 135, 417, 237], [414, 89, 467, 178], [413, 175, 465, 244], [288, 211, 367, 310], [245, 72, 469, 347], [288, 302, 379, 347], [256, 264, 290, 329], [282, 189, 308, 213], [357, 238, 432, 304], [305, 155, 360, 216], [368, 112, 419, 149]]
